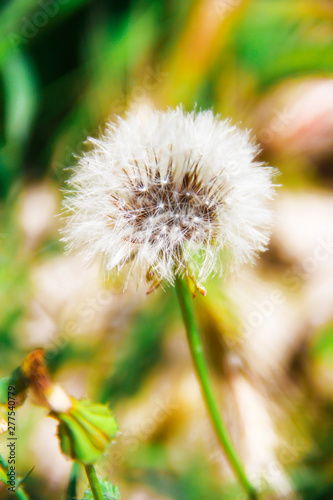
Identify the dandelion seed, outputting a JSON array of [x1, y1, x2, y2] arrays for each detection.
[[61, 106, 276, 287]]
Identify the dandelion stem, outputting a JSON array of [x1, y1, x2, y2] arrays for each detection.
[[174, 275, 258, 500], [84, 464, 104, 500]]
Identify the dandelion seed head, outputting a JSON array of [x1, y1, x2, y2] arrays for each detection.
[[61, 106, 276, 286]]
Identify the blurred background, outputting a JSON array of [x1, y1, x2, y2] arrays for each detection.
[[0, 0, 333, 498]]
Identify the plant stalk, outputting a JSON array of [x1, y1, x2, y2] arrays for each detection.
[[84, 464, 104, 500], [174, 275, 258, 500]]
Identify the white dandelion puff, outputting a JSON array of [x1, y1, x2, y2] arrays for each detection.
[[61, 106, 276, 288]]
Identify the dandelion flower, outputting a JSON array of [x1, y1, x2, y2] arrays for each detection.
[[61, 106, 275, 288]]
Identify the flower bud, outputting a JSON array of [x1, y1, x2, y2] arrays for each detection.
[[54, 399, 118, 464]]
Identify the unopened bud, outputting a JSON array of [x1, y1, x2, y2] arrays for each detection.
[[54, 399, 118, 464]]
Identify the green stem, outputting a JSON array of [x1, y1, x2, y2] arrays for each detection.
[[84, 464, 104, 500], [174, 275, 258, 500]]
